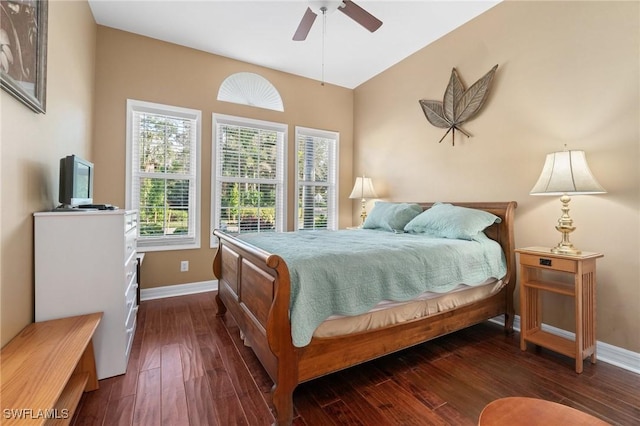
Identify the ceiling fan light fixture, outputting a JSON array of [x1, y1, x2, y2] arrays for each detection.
[[309, 0, 343, 16]]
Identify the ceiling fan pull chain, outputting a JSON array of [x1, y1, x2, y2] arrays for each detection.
[[321, 7, 326, 86]]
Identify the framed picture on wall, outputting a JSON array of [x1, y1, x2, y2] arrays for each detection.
[[0, 0, 48, 113]]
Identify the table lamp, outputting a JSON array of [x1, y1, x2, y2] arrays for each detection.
[[349, 175, 377, 226], [530, 148, 606, 255]]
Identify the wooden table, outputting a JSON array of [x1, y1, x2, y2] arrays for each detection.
[[516, 247, 603, 373], [478, 397, 610, 425]]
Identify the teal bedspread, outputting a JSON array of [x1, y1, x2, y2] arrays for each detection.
[[238, 229, 506, 347]]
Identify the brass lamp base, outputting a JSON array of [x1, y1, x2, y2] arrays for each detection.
[[359, 198, 368, 225], [551, 243, 581, 255], [551, 194, 581, 255]]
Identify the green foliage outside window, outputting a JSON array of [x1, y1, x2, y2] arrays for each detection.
[[217, 123, 281, 233], [297, 135, 333, 230], [137, 113, 193, 237]]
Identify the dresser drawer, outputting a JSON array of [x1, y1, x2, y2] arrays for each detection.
[[124, 257, 137, 290], [125, 294, 137, 328], [125, 311, 137, 360], [124, 228, 137, 264], [125, 280, 138, 320], [125, 212, 138, 233]]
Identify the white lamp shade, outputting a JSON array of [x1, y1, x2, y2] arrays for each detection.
[[530, 150, 606, 196], [349, 177, 378, 199]]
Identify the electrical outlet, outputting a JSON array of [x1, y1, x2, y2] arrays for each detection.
[[180, 260, 189, 272]]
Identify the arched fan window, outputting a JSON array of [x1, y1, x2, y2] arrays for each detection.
[[217, 72, 284, 112]]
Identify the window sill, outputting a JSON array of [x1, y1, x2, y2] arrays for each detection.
[[137, 242, 201, 252]]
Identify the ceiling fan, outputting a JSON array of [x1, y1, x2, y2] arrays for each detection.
[[293, 0, 383, 41]]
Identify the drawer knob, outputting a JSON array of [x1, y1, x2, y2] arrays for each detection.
[[539, 258, 552, 266]]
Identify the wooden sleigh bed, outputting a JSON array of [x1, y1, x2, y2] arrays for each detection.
[[213, 201, 517, 425]]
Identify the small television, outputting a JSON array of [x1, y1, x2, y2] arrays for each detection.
[[58, 155, 94, 208]]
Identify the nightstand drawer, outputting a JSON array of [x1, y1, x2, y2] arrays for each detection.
[[519, 253, 576, 273]]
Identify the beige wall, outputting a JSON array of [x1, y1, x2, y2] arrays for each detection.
[[0, 0, 97, 345], [354, 1, 639, 352], [2, 0, 637, 356], [93, 27, 354, 289]]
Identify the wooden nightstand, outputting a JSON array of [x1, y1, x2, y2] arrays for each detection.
[[516, 247, 604, 373]]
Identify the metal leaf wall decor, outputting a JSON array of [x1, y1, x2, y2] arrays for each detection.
[[419, 64, 498, 146]]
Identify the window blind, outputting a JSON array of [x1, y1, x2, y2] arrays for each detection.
[[127, 100, 201, 250], [295, 127, 339, 230], [212, 115, 287, 235]]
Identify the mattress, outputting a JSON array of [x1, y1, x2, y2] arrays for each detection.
[[238, 229, 507, 347], [313, 278, 504, 338]]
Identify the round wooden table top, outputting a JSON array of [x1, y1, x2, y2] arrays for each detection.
[[478, 397, 610, 425]]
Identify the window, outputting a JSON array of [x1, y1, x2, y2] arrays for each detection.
[[217, 72, 284, 112], [212, 114, 287, 242], [295, 127, 339, 230], [126, 99, 201, 251]]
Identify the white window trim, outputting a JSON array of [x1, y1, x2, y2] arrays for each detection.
[[211, 113, 288, 247], [294, 126, 339, 231], [126, 99, 202, 252]]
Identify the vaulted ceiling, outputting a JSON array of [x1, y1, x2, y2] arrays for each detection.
[[88, 1, 501, 89]]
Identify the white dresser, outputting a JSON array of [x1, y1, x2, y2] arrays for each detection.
[[34, 209, 139, 379]]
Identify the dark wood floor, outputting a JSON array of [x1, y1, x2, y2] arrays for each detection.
[[73, 292, 640, 425]]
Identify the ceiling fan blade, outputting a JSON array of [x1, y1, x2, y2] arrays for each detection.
[[293, 7, 317, 41], [339, 0, 382, 33]]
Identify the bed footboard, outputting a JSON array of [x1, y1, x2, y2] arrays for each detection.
[[213, 230, 298, 425]]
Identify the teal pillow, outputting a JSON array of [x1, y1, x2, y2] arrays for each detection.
[[363, 202, 423, 232], [404, 203, 501, 240]]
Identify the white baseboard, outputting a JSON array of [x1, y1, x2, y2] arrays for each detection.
[[140, 280, 218, 301], [491, 315, 640, 375]]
